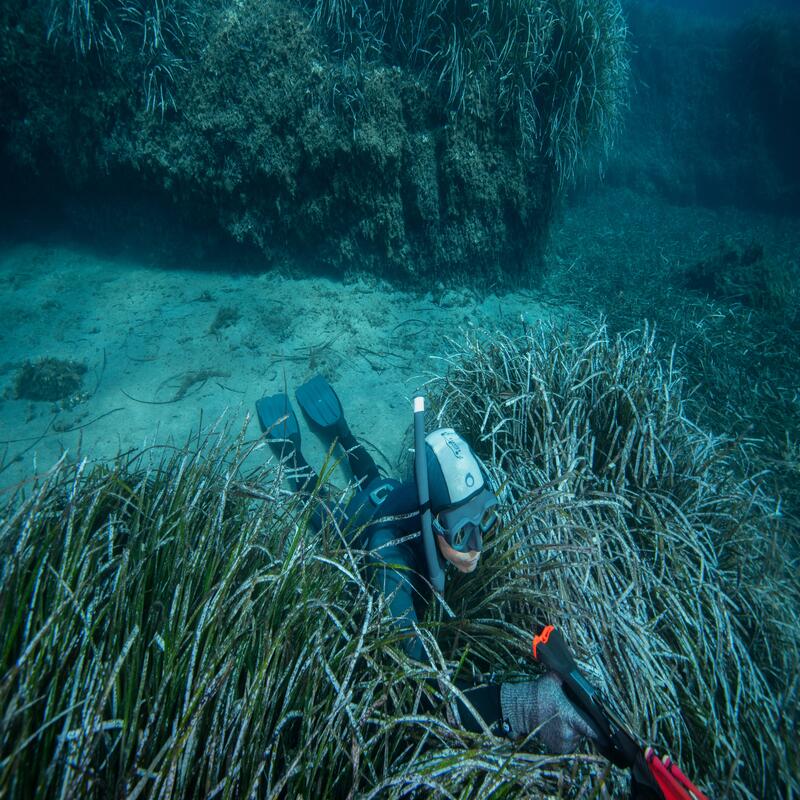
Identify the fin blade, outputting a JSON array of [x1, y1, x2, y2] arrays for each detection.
[[255, 393, 300, 441], [295, 375, 345, 432]]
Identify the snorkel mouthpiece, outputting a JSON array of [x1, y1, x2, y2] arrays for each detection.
[[413, 395, 445, 593]]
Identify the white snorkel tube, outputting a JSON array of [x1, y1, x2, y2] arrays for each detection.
[[413, 394, 445, 593]]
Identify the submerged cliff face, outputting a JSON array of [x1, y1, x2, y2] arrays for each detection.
[[139, 0, 555, 283], [0, 0, 625, 283]]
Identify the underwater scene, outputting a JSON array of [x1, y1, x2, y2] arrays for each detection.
[[0, 0, 798, 797]]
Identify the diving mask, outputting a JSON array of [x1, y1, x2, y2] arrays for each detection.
[[432, 489, 499, 552]]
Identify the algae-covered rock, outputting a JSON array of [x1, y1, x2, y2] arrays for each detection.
[[0, 0, 628, 283], [13, 357, 88, 402], [679, 240, 799, 313]]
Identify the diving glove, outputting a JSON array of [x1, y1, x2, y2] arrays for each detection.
[[500, 672, 598, 753]]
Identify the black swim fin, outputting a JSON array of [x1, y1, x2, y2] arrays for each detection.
[[255, 393, 316, 492], [295, 375, 351, 440], [255, 393, 300, 445], [296, 375, 381, 486]]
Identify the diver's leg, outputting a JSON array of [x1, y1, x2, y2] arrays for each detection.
[[339, 430, 380, 486]]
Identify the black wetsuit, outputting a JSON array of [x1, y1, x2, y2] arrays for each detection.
[[329, 437, 506, 734]]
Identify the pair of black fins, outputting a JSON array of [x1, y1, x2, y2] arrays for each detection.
[[256, 374, 353, 491]]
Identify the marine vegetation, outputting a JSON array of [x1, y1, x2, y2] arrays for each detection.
[[311, 0, 629, 182], [44, 0, 198, 114], [542, 195, 800, 538], [1, 320, 797, 798], [431, 321, 798, 797]]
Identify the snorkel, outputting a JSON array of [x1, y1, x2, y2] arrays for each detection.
[[413, 394, 445, 593]]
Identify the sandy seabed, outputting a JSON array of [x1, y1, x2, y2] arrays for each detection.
[[0, 237, 566, 492], [3, 184, 798, 494]]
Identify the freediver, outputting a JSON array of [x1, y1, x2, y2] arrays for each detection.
[[256, 374, 599, 752]]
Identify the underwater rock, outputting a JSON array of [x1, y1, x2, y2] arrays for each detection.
[[679, 240, 798, 312], [0, 0, 627, 285], [13, 357, 88, 402]]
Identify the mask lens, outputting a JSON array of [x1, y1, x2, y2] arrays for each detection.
[[449, 521, 484, 552], [436, 506, 498, 552], [480, 508, 499, 534], [450, 521, 471, 549]]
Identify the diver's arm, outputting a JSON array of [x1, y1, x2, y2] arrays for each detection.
[[366, 526, 426, 662], [371, 482, 422, 533]]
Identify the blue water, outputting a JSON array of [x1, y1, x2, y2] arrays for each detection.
[[637, 0, 800, 18]]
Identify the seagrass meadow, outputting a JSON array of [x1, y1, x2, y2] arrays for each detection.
[[1, 4, 799, 797], [1, 319, 797, 798]]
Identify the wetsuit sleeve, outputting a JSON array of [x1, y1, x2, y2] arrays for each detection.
[[361, 481, 428, 660], [366, 526, 427, 662], [364, 484, 507, 733], [456, 683, 505, 734], [369, 482, 422, 534]]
